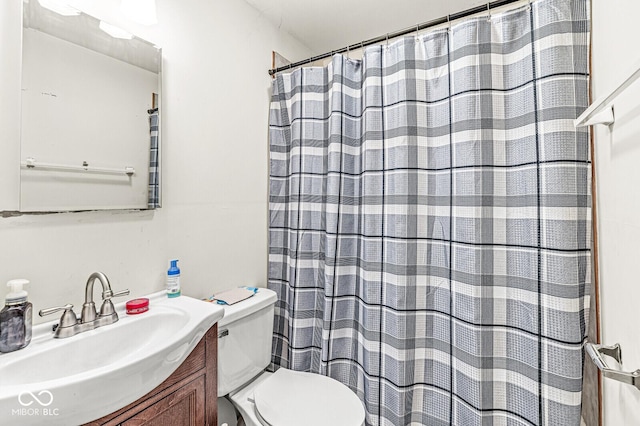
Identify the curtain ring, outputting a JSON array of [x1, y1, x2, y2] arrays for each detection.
[[386, 33, 389, 47], [447, 14, 451, 32], [416, 23, 420, 39], [487, 2, 491, 21], [346, 45, 350, 60]]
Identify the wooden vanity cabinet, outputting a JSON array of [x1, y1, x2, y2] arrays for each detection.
[[84, 324, 218, 426]]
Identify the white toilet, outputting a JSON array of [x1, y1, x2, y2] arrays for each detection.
[[216, 288, 365, 426]]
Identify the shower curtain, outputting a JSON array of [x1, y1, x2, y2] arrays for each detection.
[[268, 0, 590, 424]]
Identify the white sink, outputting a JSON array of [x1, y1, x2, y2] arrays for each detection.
[[0, 291, 224, 426]]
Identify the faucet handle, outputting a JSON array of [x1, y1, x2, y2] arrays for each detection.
[[102, 288, 130, 299], [39, 304, 78, 328], [39, 303, 73, 317], [99, 289, 129, 318]]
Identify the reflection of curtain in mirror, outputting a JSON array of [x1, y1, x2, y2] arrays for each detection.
[[148, 109, 160, 208]]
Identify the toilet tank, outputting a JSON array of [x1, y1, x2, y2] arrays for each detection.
[[217, 288, 277, 396]]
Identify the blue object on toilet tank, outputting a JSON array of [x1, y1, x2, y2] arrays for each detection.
[[215, 286, 258, 303], [211, 287, 258, 305]]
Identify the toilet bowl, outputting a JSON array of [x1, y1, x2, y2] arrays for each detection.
[[216, 288, 365, 426]]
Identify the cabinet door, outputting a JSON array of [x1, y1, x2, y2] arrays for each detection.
[[120, 375, 205, 426]]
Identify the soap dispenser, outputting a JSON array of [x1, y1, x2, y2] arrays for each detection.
[[166, 260, 181, 298], [0, 279, 33, 353]]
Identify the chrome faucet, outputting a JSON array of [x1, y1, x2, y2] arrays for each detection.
[[39, 272, 130, 338], [82, 271, 125, 323]]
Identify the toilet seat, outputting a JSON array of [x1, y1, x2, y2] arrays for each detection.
[[253, 368, 365, 426]]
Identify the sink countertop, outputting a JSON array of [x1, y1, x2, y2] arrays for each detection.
[[0, 291, 224, 426]]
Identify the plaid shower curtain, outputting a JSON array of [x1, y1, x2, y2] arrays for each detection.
[[268, 0, 590, 424]]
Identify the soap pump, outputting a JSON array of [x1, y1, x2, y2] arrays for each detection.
[[0, 279, 33, 353], [167, 260, 181, 298]]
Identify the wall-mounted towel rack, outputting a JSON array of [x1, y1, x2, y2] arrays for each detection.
[[586, 342, 640, 391], [21, 157, 135, 176], [575, 59, 640, 128]]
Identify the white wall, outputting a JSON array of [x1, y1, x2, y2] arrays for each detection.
[[0, 0, 310, 324], [591, 0, 640, 423]]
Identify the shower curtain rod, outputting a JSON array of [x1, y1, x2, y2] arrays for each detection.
[[269, 0, 526, 76]]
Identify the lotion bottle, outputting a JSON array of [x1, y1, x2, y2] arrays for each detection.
[[0, 279, 33, 353], [167, 260, 181, 298]]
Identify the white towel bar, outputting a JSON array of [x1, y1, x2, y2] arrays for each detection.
[[21, 157, 135, 176], [575, 58, 640, 128]]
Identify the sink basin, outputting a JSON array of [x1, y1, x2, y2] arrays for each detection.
[[0, 291, 224, 425]]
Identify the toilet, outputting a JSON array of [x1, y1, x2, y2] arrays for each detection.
[[216, 288, 365, 426]]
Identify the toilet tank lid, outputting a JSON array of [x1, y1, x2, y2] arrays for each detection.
[[217, 287, 277, 327]]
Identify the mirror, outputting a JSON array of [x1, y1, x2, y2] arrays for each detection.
[[20, 0, 161, 212]]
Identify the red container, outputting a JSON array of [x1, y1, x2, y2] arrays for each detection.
[[126, 298, 149, 315]]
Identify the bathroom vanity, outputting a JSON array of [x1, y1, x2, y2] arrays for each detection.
[[0, 291, 223, 425], [84, 324, 218, 425]]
